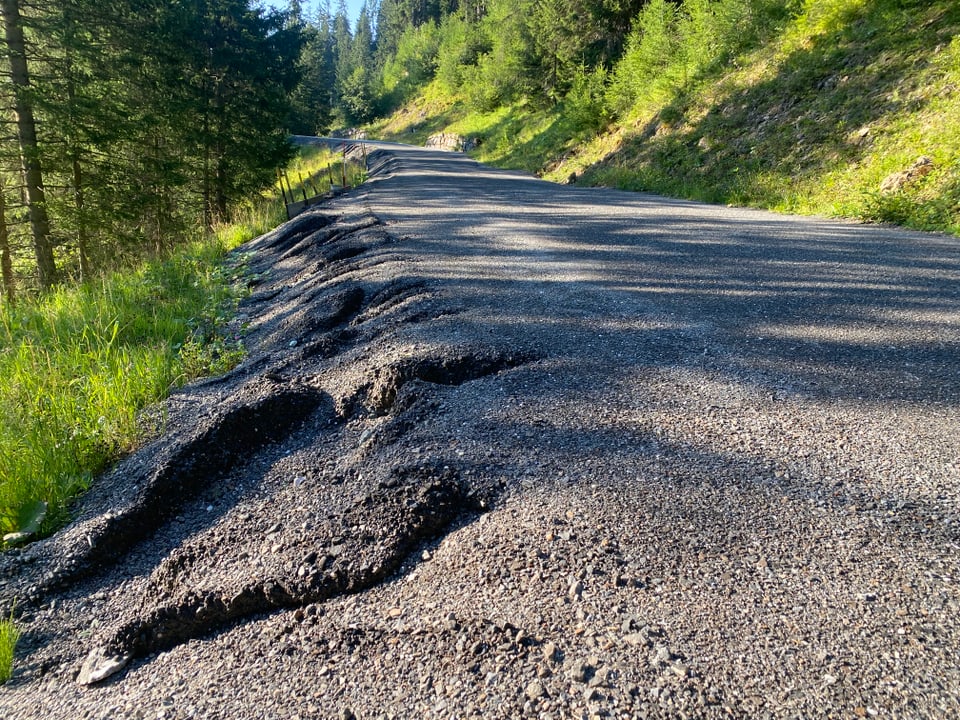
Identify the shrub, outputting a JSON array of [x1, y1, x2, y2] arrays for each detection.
[[380, 21, 441, 109], [564, 65, 610, 135]]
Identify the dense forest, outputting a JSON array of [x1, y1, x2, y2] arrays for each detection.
[[290, 0, 800, 133], [0, 0, 302, 296]]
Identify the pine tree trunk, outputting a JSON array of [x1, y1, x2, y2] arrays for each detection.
[[64, 43, 90, 280], [214, 147, 228, 223], [1, 0, 57, 289], [0, 175, 15, 303]]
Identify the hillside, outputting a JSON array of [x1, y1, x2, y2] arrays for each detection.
[[371, 0, 960, 235]]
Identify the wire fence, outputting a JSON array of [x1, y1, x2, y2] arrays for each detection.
[[278, 140, 368, 220]]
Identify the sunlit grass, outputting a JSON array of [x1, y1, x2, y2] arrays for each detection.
[[279, 144, 368, 205], [0, 143, 369, 547], [0, 612, 18, 684], [0, 237, 249, 541]]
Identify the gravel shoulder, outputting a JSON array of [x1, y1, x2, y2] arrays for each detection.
[[1, 144, 959, 719]]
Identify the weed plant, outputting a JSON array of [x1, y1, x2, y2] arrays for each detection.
[[0, 612, 19, 684]]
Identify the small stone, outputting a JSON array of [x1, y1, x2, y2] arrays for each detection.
[[588, 667, 612, 688], [2, 531, 32, 546], [542, 641, 558, 663], [525, 680, 546, 700], [387, 607, 403, 618], [568, 579, 583, 600], [623, 633, 648, 647], [650, 645, 671, 667], [77, 648, 131, 685], [565, 660, 593, 683]]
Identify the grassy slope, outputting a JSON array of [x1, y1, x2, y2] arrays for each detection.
[[374, 0, 960, 235]]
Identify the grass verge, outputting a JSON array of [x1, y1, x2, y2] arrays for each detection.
[[0, 237, 250, 543], [0, 612, 18, 684], [0, 144, 361, 547], [0, 142, 368, 683]]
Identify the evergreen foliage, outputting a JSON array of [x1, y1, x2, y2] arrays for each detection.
[[0, 0, 302, 296]]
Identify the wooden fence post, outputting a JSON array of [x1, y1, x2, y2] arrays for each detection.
[[298, 171, 309, 205], [277, 169, 289, 205]]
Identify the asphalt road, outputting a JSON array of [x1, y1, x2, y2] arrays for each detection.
[[359, 143, 960, 405], [2, 142, 959, 719]]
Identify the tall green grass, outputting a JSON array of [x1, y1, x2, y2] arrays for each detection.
[[0, 238, 249, 541], [0, 144, 369, 546], [0, 612, 18, 684]]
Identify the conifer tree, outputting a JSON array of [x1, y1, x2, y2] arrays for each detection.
[[0, 0, 57, 288]]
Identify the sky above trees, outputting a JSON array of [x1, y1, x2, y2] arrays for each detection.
[[262, 0, 367, 27]]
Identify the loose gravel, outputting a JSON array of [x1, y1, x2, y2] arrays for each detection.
[[1, 144, 959, 719]]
